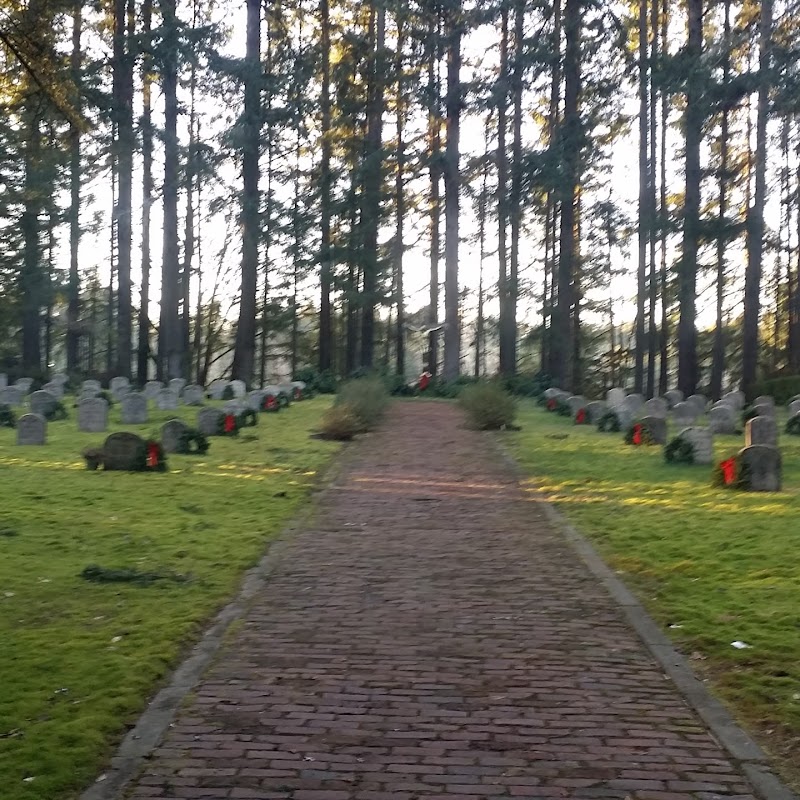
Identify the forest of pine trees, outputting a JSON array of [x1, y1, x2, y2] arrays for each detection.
[[1, 0, 799, 399]]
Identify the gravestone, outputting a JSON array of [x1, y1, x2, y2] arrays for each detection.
[[208, 380, 228, 400], [663, 389, 683, 409], [197, 407, 224, 436], [677, 427, 714, 465], [230, 379, 247, 399], [788, 400, 800, 418], [17, 413, 45, 445], [606, 388, 626, 408], [739, 445, 782, 492], [120, 392, 148, 424], [51, 373, 69, 386], [754, 395, 775, 409], [0, 387, 23, 407], [14, 378, 33, 394], [672, 402, 699, 426], [709, 406, 737, 435], [80, 385, 102, 398], [724, 391, 745, 411], [110, 376, 131, 399], [247, 390, 266, 411], [585, 401, 607, 424], [643, 398, 668, 418], [30, 390, 58, 418], [745, 416, 778, 447], [623, 393, 644, 415], [102, 433, 145, 471], [544, 387, 566, 401], [566, 395, 587, 415], [640, 415, 667, 445], [600, 407, 632, 433], [0, 373, 6, 388], [711, 399, 735, 412], [144, 380, 164, 400], [223, 400, 245, 415], [183, 384, 205, 406], [686, 394, 707, 414], [161, 419, 189, 454], [82, 379, 102, 394], [753, 402, 775, 418], [41, 381, 64, 400], [78, 397, 109, 433], [169, 378, 186, 395], [155, 388, 180, 411]]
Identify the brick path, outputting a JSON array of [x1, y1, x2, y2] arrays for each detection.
[[127, 402, 765, 800]]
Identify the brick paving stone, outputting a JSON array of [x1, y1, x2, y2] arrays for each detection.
[[123, 402, 774, 800]]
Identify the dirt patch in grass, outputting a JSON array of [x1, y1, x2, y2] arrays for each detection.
[[506, 402, 800, 790], [0, 397, 340, 800]]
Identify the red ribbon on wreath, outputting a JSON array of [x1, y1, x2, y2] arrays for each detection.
[[576, 408, 586, 424], [419, 372, 431, 391], [720, 457, 737, 485], [293, 387, 302, 400], [547, 398, 557, 411], [632, 423, 643, 445], [146, 442, 160, 469], [224, 414, 236, 433], [264, 395, 278, 411]]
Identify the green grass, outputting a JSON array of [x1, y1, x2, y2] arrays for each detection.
[[0, 396, 340, 800], [505, 402, 800, 787]]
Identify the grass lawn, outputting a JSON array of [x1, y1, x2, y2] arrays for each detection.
[[0, 396, 340, 800], [505, 401, 800, 787]]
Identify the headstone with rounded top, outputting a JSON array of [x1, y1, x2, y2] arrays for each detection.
[[78, 397, 109, 432], [606, 388, 626, 408], [544, 387, 566, 401], [15, 378, 34, 394], [197, 407, 224, 436], [663, 389, 683, 409], [121, 392, 148, 424], [672, 402, 699, 426], [788, 393, 800, 407], [80, 385, 102, 398], [585, 401, 607, 424], [183, 384, 205, 406], [745, 416, 778, 447], [41, 381, 64, 400], [709, 406, 737, 435], [110, 376, 131, 400], [169, 378, 186, 395], [754, 395, 775, 409], [566, 395, 586, 415], [161, 418, 190, 454], [30, 390, 58, 418], [0, 386, 23, 407], [739, 445, 782, 492], [208, 380, 228, 400], [17, 413, 46, 445], [102, 433, 145, 471], [82, 379, 102, 394], [724, 391, 745, 410], [155, 388, 180, 411], [600, 407, 633, 432], [223, 400, 245, 415], [643, 398, 668, 418], [712, 399, 735, 412], [247, 390, 266, 411], [686, 394, 707, 414], [51, 373, 69, 386], [230, 379, 247, 399], [788, 399, 800, 418], [640, 415, 667, 445], [753, 402, 775, 418], [144, 380, 164, 400], [0, 373, 6, 389], [623, 393, 644, 415], [677, 427, 713, 465]]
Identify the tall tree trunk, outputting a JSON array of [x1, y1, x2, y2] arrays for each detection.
[[634, 0, 648, 394], [710, 0, 731, 401], [318, 0, 333, 373], [427, 9, 442, 374], [66, 0, 82, 373], [476, 123, 490, 379], [114, 0, 134, 377], [159, 0, 181, 380], [742, 0, 772, 397], [231, 0, 261, 385], [790, 139, 800, 371], [137, 0, 153, 385], [497, 4, 510, 375], [646, 0, 658, 397], [442, 1, 462, 380], [394, 16, 406, 376], [677, 0, 702, 397], [107, 154, 116, 376], [657, 0, 669, 394], [360, 3, 386, 369], [550, 0, 581, 391]]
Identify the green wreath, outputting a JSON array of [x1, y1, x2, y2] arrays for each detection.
[[237, 408, 258, 427], [277, 390, 291, 409], [785, 414, 800, 436], [222, 384, 235, 401], [741, 406, 759, 425], [0, 404, 15, 428], [597, 410, 621, 433], [624, 422, 656, 446], [664, 435, 695, 464], [262, 394, 280, 412], [45, 401, 68, 421], [713, 453, 749, 490], [176, 428, 210, 455], [217, 412, 240, 436]]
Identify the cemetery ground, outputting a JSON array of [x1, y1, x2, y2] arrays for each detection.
[[505, 401, 800, 788], [0, 397, 340, 800]]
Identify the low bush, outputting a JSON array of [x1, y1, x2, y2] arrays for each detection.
[[751, 375, 800, 405], [318, 403, 362, 440], [459, 382, 517, 430], [293, 366, 338, 394], [335, 377, 390, 431]]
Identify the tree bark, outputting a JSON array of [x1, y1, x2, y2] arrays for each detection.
[[427, 9, 442, 374], [646, 0, 658, 398], [657, 0, 669, 394], [497, 4, 510, 375], [394, 16, 406, 377], [318, 0, 333, 373], [634, 0, 648, 394]]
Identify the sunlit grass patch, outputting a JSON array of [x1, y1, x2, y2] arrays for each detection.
[[0, 396, 340, 800], [506, 401, 800, 787]]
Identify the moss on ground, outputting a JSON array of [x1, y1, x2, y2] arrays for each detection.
[[506, 402, 800, 788], [0, 397, 339, 800]]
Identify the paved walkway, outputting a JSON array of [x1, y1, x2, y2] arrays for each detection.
[[125, 402, 775, 800]]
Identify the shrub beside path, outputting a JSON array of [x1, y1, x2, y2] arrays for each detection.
[[118, 401, 791, 800]]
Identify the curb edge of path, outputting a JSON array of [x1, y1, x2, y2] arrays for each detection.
[[493, 437, 798, 800], [80, 437, 359, 800]]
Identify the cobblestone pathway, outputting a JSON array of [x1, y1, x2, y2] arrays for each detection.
[[125, 402, 774, 800]]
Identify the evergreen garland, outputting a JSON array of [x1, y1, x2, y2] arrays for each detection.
[[237, 408, 258, 427], [45, 401, 68, 421], [785, 414, 800, 436], [664, 436, 695, 464], [176, 428, 210, 455], [0, 404, 15, 428], [262, 394, 280, 412], [597, 410, 621, 433], [217, 412, 240, 436], [624, 422, 655, 446]]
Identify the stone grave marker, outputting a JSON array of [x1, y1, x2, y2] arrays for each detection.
[[544, 387, 566, 401], [753, 402, 775, 418], [643, 398, 668, 418], [672, 402, 699, 426], [709, 406, 737, 435], [566, 395, 586, 415], [686, 394, 707, 414], [183, 384, 205, 406], [17, 413, 46, 445], [247, 390, 266, 411], [41, 381, 64, 400], [606, 388, 626, 408], [30, 390, 58, 418], [640, 415, 667, 445], [82, 379, 102, 394], [739, 445, 782, 492], [197, 407, 224, 436], [51, 373, 69, 386], [724, 391, 745, 410], [155, 388, 180, 411], [585, 401, 607, 424], [169, 378, 186, 395], [14, 378, 33, 394], [223, 400, 245, 415], [0, 373, 6, 388], [121, 392, 148, 424], [754, 395, 775, 409], [663, 389, 683, 409], [623, 393, 644, 415], [161, 419, 189, 454], [746, 416, 778, 447], [677, 427, 713, 465], [102, 433, 145, 471], [78, 397, 109, 433], [788, 400, 800, 418], [144, 380, 164, 400], [230, 379, 247, 398], [208, 380, 228, 400], [110, 376, 131, 400], [0, 387, 23, 407], [80, 385, 102, 398]]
